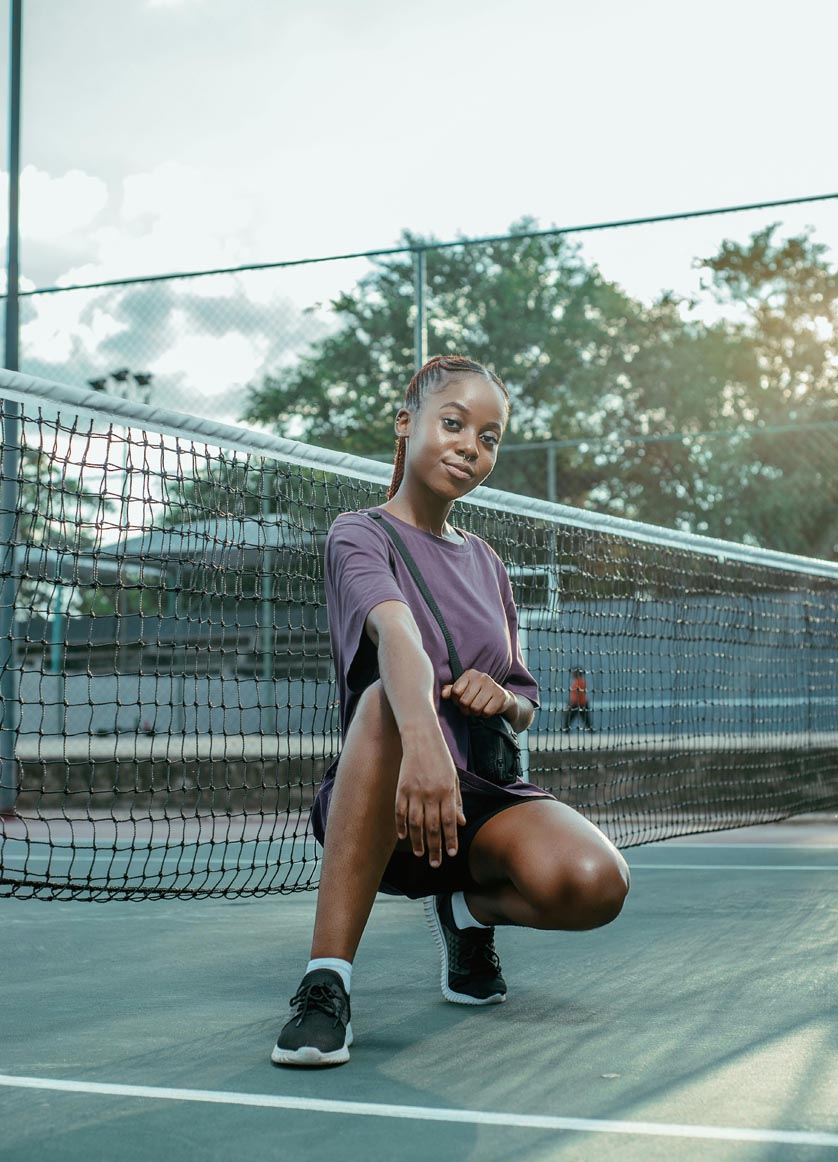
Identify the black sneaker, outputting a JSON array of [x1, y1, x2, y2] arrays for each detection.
[[271, 969, 353, 1067], [423, 894, 507, 1005]]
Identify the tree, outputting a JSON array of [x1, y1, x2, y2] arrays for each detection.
[[88, 369, 155, 406], [693, 227, 838, 556], [242, 220, 838, 559], [246, 223, 750, 506], [12, 442, 118, 652], [700, 226, 838, 419], [243, 222, 678, 456]]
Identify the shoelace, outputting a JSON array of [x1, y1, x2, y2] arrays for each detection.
[[289, 982, 346, 1027], [453, 927, 502, 976]]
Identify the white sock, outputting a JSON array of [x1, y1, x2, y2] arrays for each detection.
[[305, 957, 352, 994], [450, 891, 490, 930]]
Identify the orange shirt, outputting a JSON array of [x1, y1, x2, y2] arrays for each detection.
[[570, 677, 587, 707]]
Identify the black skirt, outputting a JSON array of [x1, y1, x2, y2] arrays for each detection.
[[311, 760, 556, 900]]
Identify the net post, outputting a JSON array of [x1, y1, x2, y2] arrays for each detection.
[[0, 399, 21, 814], [413, 248, 427, 370]]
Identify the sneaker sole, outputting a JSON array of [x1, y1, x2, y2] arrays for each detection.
[[423, 897, 506, 1006], [271, 1023, 353, 1067]]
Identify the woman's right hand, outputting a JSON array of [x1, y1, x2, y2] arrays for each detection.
[[395, 732, 466, 868], [363, 601, 466, 867]]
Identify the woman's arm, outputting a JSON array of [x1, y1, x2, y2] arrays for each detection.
[[501, 691, 536, 734], [365, 600, 465, 867], [441, 671, 535, 733]]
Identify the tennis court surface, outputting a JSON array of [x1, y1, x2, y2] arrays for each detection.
[[2, 817, 836, 1162]]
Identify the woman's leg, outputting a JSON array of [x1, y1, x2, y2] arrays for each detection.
[[309, 680, 403, 961], [465, 799, 630, 930]]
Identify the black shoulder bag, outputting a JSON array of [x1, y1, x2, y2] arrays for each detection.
[[368, 511, 523, 785]]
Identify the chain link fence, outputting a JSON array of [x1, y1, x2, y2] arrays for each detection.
[[17, 257, 374, 424], [11, 207, 838, 559]]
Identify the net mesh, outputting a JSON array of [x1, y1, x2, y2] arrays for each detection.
[[1, 371, 837, 901]]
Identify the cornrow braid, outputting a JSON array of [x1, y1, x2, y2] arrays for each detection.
[[387, 355, 508, 499]]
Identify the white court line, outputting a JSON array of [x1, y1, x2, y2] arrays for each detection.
[[0, 1074, 835, 1148], [649, 843, 838, 850], [628, 864, 838, 871]]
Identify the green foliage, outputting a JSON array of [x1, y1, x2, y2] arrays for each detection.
[[701, 226, 838, 417], [159, 451, 262, 526], [693, 226, 838, 554], [17, 445, 105, 554], [242, 220, 838, 559]]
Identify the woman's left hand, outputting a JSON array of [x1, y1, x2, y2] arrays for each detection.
[[441, 670, 515, 718]]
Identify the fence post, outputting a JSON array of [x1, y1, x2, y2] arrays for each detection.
[[1, 0, 23, 814], [413, 248, 427, 370], [260, 463, 276, 735], [547, 443, 557, 502]]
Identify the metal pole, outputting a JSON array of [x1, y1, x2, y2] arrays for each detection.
[[260, 464, 276, 734], [413, 248, 427, 371], [0, 0, 23, 813], [0, 405, 21, 812], [48, 582, 67, 675], [547, 444, 557, 503], [168, 585, 184, 733], [4, 0, 20, 372]]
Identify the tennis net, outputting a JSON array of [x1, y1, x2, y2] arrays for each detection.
[[1, 369, 836, 900]]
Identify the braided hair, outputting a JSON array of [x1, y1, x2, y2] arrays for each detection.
[[388, 355, 509, 499]]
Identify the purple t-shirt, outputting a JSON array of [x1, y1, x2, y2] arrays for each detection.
[[324, 507, 539, 769]]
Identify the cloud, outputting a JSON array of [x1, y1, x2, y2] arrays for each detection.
[[0, 166, 109, 244], [152, 332, 266, 395], [54, 162, 287, 293], [121, 161, 256, 243], [21, 274, 335, 416], [12, 162, 338, 421]]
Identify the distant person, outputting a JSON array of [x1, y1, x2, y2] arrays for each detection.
[[272, 356, 629, 1067], [562, 668, 593, 732]]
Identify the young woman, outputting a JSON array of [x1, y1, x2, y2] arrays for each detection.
[[272, 355, 629, 1067]]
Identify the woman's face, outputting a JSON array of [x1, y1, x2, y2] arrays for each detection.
[[396, 373, 507, 499]]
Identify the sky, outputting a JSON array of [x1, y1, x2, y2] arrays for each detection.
[[3, 0, 838, 423]]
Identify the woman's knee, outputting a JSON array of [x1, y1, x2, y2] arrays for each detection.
[[575, 853, 630, 927], [529, 850, 630, 930]]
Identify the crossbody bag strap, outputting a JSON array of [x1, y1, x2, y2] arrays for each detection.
[[367, 510, 465, 682]]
